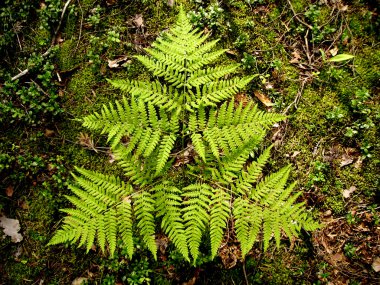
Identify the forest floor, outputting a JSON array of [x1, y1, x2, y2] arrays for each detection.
[[0, 0, 379, 284]]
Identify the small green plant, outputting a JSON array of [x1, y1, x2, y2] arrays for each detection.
[[87, 5, 102, 27], [326, 106, 346, 122], [241, 52, 256, 70], [306, 161, 329, 188], [346, 212, 360, 226], [49, 8, 319, 264], [188, 2, 225, 31], [344, 242, 358, 259]]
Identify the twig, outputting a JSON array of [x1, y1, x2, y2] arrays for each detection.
[[282, 79, 306, 114], [304, 29, 312, 65], [286, 0, 313, 30], [30, 79, 49, 97], [75, 0, 84, 52], [11, 0, 73, 81]]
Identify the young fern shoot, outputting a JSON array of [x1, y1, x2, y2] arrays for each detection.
[[49, 7, 319, 263]]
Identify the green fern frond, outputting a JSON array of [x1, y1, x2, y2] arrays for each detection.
[[182, 184, 212, 261], [117, 199, 134, 259], [49, 169, 134, 256], [191, 133, 206, 162], [209, 188, 230, 259], [51, 7, 319, 264], [156, 134, 176, 174], [233, 198, 262, 258], [134, 191, 157, 260], [155, 184, 189, 261]]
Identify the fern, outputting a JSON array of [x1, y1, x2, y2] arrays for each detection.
[[50, 7, 319, 263]]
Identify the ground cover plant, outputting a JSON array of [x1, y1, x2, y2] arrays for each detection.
[[0, 0, 379, 284]]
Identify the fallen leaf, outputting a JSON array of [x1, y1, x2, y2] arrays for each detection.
[[108, 151, 116, 164], [340, 154, 354, 167], [133, 14, 144, 28], [354, 157, 363, 169], [226, 50, 238, 56], [107, 56, 129, 69], [72, 277, 88, 285], [254, 91, 274, 107], [330, 252, 346, 265], [343, 186, 356, 198], [0, 216, 23, 243], [106, 0, 117, 5], [323, 210, 332, 217], [290, 50, 301, 63], [20, 201, 29, 210], [5, 185, 14, 197], [372, 257, 380, 272], [291, 151, 301, 158], [167, 0, 174, 7], [44, 129, 55, 137], [338, 4, 348, 12], [234, 93, 251, 107], [329, 47, 339, 57]]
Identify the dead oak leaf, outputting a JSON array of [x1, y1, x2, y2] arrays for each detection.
[[329, 47, 339, 57], [5, 185, 14, 197], [290, 50, 301, 63], [254, 91, 274, 107], [133, 14, 144, 28], [340, 153, 354, 167], [342, 186, 356, 199], [372, 257, 380, 272]]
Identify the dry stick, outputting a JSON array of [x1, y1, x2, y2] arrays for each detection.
[[286, 0, 313, 30], [11, 0, 73, 81], [304, 29, 312, 65], [74, 0, 84, 52], [282, 79, 306, 115]]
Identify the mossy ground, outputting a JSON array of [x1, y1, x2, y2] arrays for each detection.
[[0, 0, 379, 284]]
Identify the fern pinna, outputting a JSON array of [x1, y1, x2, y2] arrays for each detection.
[[49, 8, 319, 263]]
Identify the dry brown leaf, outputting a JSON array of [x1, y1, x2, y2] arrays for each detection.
[[254, 91, 274, 107], [226, 50, 238, 56], [330, 252, 346, 266], [108, 56, 129, 69], [44, 129, 55, 137], [354, 157, 363, 169], [338, 4, 348, 12], [291, 151, 301, 158], [0, 216, 23, 243], [290, 50, 301, 63], [5, 185, 14, 197], [20, 201, 29, 210], [234, 93, 251, 107], [340, 153, 354, 167], [72, 277, 88, 285], [219, 244, 239, 269], [372, 257, 380, 272], [133, 14, 144, 28], [329, 47, 339, 57], [343, 186, 356, 198]]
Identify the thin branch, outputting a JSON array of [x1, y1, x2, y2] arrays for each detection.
[[286, 0, 313, 30], [282, 79, 306, 115], [11, 0, 73, 81], [74, 0, 84, 52]]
